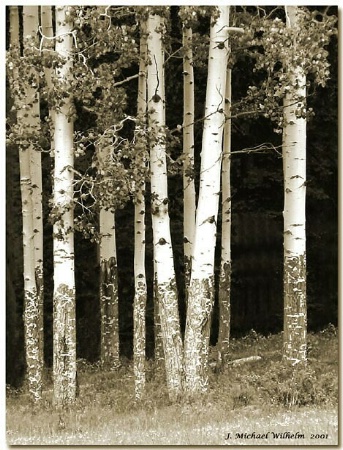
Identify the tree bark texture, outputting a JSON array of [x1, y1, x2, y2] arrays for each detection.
[[282, 5, 307, 365], [218, 67, 232, 366], [98, 136, 120, 370], [40, 6, 55, 152], [147, 13, 184, 401], [10, 5, 44, 403], [133, 19, 148, 400], [184, 6, 229, 395], [182, 24, 196, 294], [154, 267, 165, 368], [25, 6, 45, 378], [53, 6, 77, 406]]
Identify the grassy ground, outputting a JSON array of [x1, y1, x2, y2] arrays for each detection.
[[6, 326, 338, 446]]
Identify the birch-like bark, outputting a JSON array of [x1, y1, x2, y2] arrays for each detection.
[[182, 24, 196, 293], [133, 20, 148, 399], [147, 13, 183, 401], [218, 67, 232, 366], [184, 6, 229, 394], [25, 6, 45, 380], [53, 6, 77, 406], [282, 6, 307, 365], [154, 264, 164, 368], [98, 136, 120, 370], [41, 6, 55, 152], [10, 5, 43, 403]]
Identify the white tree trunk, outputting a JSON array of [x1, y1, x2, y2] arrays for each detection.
[[218, 67, 232, 366], [25, 6, 45, 381], [184, 6, 229, 395], [97, 136, 120, 370], [10, 5, 44, 403], [40, 6, 55, 152], [147, 12, 184, 401], [282, 5, 307, 365], [182, 24, 196, 293], [133, 20, 148, 400], [53, 6, 77, 406]]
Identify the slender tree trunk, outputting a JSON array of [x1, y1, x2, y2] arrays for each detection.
[[182, 24, 196, 293], [53, 6, 77, 406], [41, 6, 55, 152], [25, 6, 45, 378], [218, 67, 232, 366], [133, 20, 148, 399], [9, 5, 43, 403], [97, 136, 120, 370], [282, 5, 307, 365], [153, 265, 164, 367], [147, 12, 183, 401], [184, 6, 229, 395]]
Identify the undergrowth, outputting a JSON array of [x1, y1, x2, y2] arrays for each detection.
[[6, 325, 338, 444]]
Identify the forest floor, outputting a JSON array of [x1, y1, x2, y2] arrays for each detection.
[[6, 326, 338, 446]]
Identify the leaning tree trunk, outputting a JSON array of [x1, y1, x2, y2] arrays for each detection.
[[52, 6, 77, 407], [133, 19, 148, 400], [282, 5, 307, 365], [9, 5, 43, 403], [184, 6, 229, 395], [182, 24, 196, 294], [97, 135, 120, 370], [218, 67, 232, 367], [147, 12, 184, 402]]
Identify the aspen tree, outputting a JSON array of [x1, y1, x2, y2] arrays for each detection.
[[218, 67, 232, 366], [98, 136, 120, 370], [133, 19, 148, 399], [282, 5, 307, 364], [184, 6, 229, 394], [40, 6, 55, 150], [252, 6, 336, 363], [52, 5, 77, 406], [182, 21, 196, 292], [9, 5, 44, 403], [25, 6, 44, 381], [147, 11, 184, 401], [94, 6, 120, 371]]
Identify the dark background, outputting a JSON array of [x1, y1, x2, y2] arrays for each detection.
[[6, 6, 338, 386]]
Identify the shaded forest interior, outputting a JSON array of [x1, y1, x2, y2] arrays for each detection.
[[6, 5, 338, 386]]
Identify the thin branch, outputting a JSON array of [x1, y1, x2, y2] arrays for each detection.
[[113, 73, 139, 88], [231, 142, 282, 157]]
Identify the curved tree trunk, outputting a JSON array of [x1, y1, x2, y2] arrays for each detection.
[[282, 6, 307, 365], [147, 12, 184, 402], [184, 6, 229, 395], [53, 6, 77, 407]]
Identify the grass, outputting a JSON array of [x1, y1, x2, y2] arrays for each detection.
[[6, 325, 338, 445]]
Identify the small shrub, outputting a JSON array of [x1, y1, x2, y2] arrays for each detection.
[[260, 361, 338, 408]]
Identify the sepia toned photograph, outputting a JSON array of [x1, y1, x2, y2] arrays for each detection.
[[5, 4, 338, 446]]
